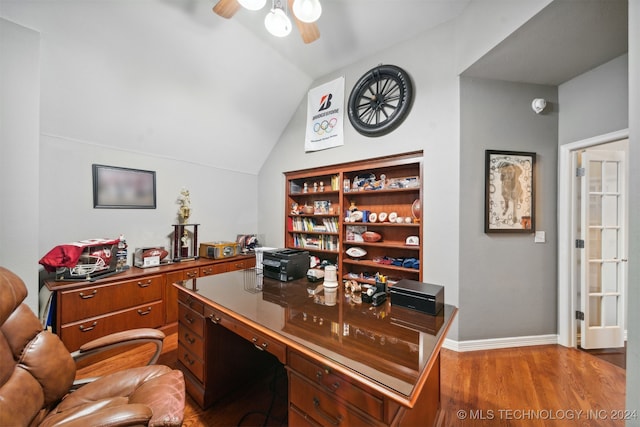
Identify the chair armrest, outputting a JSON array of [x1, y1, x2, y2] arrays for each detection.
[[72, 328, 165, 363], [71, 328, 165, 386]]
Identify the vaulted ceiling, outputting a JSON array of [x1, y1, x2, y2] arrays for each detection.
[[0, 0, 628, 174]]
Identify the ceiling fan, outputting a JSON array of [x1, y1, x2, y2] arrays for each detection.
[[212, 0, 320, 44]]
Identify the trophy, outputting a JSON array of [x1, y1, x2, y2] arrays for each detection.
[[173, 188, 199, 262]]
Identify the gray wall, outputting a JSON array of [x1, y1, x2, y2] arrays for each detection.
[[559, 54, 629, 145], [0, 19, 40, 310], [626, 0, 639, 422], [459, 77, 558, 341]]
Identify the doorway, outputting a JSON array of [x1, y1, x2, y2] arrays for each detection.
[[558, 129, 629, 351]]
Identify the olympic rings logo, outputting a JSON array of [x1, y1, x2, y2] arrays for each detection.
[[313, 118, 338, 135]]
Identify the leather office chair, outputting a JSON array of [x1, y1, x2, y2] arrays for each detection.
[[0, 267, 185, 426]]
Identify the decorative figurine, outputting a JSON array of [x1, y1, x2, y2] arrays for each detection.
[[319, 181, 324, 192], [303, 182, 309, 193]]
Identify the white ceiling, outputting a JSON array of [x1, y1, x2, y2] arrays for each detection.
[[1, 0, 629, 174], [212, 0, 473, 79]]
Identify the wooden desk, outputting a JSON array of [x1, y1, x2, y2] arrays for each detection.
[[173, 270, 456, 427]]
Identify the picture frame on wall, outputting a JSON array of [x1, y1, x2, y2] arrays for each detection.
[[485, 150, 536, 233], [93, 164, 156, 209]]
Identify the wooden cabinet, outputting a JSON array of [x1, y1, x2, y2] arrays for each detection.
[[45, 255, 256, 352], [285, 151, 423, 285]]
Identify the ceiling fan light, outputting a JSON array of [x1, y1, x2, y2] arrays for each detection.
[[292, 0, 321, 23], [238, 0, 267, 11], [264, 7, 292, 37]]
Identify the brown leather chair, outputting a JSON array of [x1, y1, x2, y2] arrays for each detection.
[[0, 267, 185, 426]]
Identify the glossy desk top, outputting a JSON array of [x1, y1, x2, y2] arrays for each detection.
[[174, 269, 456, 403]]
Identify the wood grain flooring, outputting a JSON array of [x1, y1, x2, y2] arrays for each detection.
[[441, 345, 627, 427], [77, 335, 627, 427]]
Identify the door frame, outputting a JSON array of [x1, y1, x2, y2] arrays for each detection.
[[558, 128, 629, 348]]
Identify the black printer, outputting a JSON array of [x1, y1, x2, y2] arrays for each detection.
[[262, 249, 310, 282]]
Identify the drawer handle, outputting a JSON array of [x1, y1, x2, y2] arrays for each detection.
[[184, 333, 196, 345], [183, 353, 195, 365], [137, 280, 152, 288], [79, 321, 98, 332], [203, 268, 212, 274], [78, 290, 97, 299], [184, 314, 195, 324], [251, 337, 266, 351], [313, 397, 342, 425], [186, 271, 197, 278], [137, 307, 152, 316], [316, 370, 341, 392], [208, 313, 221, 324]]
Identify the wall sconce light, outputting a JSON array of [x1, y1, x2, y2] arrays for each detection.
[[531, 98, 547, 114]]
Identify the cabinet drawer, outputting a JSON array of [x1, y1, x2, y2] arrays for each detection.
[[199, 264, 228, 276], [178, 292, 204, 315], [204, 306, 286, 364], [228, 257, 256, 271], [182, 268, 200, 280], [178, 325, 205, 359], [289, 351, 384, 420], [289, 373, 376, 427], [289, 403, 323, 427], [179, 303, 205, 337], [178, 343, 205, 382], [59, 275, 163, 324], [60, 300, 163, 352]]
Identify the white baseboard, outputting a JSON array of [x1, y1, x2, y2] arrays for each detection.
[[443, 334, 559, 352]]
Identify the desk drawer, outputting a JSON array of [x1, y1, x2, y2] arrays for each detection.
[[204, 306, 286, 364], [179, 325, 205, 359], [178, 343, 205, 382], [289, 373, 376, 427], [199, 264, 228, 276], [226, 318, 286, 364], [59, 275, 163, 324], [182, 268, 199, 280], [60, 300, 163, 352], [228, 257, 256, 271], [288, 351, 384, 421], [178, 292, 204, 315], [179, 302, 205, 337]]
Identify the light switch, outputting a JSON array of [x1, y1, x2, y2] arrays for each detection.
[[534, 231, 546, 243]]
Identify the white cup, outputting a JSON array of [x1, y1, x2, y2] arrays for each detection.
[[324, 265, 337, 282], [324, 286, 337, 306]]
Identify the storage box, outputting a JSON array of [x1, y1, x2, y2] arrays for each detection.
[[390, 279, 444, 315], [199, 242, 240, 259]]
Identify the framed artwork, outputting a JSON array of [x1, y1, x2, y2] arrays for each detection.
[[93, 164, 156, 209], [485, 150, 536, 233]]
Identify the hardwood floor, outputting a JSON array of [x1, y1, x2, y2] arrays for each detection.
[[77, 335, 627, 427], [580, 344, 627, 370], [441, 345, 626, 426]]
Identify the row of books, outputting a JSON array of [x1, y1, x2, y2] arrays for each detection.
[[292, 234, 339, 251], [288, 217, 339, 233]]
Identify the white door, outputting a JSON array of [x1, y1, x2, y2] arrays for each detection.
[[579, 150, 626, 349]]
